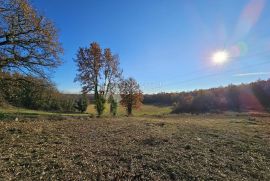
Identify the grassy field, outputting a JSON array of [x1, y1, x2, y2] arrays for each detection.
[[0, 107, 89, 117], [0, 114, 269, 180], [87, 104, 172, 116], [0, 104, 171, 118]]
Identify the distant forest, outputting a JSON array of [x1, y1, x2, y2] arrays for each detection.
[[144, 79, 270, 113]]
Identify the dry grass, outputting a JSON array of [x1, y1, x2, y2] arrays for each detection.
[[0, 115, 270, 180], [86, 104, 171, 116], [0, 104, 171, 118]]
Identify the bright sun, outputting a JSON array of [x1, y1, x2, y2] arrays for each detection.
[[212, 50, 229, 64]]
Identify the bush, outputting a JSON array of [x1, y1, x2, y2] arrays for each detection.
[[75, 94, 88, 113], [110, 98, 118, 116], [95, 95, 106, 116]]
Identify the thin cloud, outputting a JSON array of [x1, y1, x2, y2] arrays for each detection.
[[233, 72, 270, 77]]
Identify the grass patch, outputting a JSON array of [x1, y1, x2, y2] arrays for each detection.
[[86, 103, 171, 116], [0, 107, 92, 119], [0, 104, 171, 118]]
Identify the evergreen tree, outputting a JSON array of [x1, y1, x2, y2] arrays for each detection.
[[108, 95, 118, 116], [76, 94, 88, 113]]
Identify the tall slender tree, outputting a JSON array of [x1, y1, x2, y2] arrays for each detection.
[[102, 48, 122, 99]]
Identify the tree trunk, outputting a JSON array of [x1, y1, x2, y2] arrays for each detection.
[[94, 76, 101, 116], [127, 104, 132, 116]]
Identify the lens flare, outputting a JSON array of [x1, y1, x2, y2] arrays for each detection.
[[212, 50, 229, 64], [234, 0, 265, 39]]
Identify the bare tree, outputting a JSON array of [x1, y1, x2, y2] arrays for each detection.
[[119, 77, 143, 116], [0, 0, 63, 78], [102, 48, 122, 99]]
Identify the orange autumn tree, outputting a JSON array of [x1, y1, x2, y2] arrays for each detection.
[[0, 0, 62, 78], [119, 77, 143, 116]]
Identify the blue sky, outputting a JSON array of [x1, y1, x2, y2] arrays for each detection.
[[33, 0, 270, 93]]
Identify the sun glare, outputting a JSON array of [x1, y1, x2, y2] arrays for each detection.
[[212, 50, 229, 64]]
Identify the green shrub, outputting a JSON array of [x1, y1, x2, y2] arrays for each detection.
[[95, 95, 105, 116], [75, 94, 88, 113], [109, 96, 118, 116]]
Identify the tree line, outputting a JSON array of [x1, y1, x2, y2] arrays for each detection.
[[144, 79, 270, 113], [0, 72, 89, 112], [0, 0, 143, 116]]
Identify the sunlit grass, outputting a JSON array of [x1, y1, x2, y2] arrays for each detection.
[[0, 107, 90, 117], [0, 104, 172, 117], [87, 103, 172, 116]]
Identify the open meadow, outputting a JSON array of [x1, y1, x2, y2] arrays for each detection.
[[86, 104, 172, 117], [0, 113, 269, 180], [0, 104, 171, 117]]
